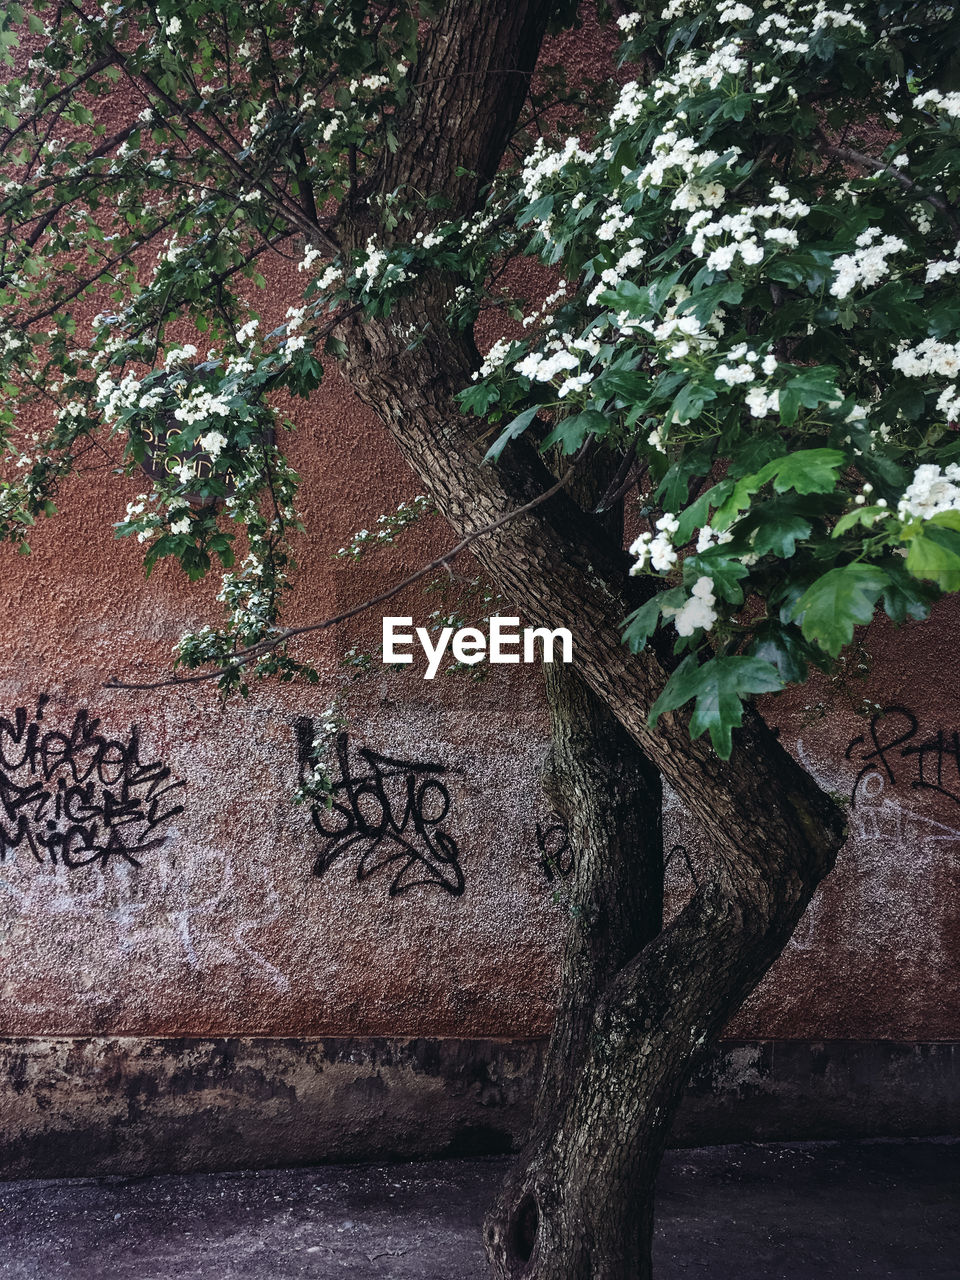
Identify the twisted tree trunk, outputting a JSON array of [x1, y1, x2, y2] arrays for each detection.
[[485, 660, 666, 1278], [332, 3, 848, 1275]]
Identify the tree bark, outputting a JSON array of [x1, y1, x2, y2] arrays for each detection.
[[485, 659, 665, 1279], [528, 456, 665, 1141], [339, 268, 844, 1275], [332, 3, 849, 1276]]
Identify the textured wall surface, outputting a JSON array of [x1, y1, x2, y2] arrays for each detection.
[[3, 1035, 957, 1179], [1, 18, 958, 1166], [1, 426, 959, 1043]]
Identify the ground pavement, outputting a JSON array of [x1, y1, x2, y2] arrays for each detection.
[[0, 1140, 957, 1278]]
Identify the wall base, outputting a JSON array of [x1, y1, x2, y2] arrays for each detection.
[[1, 1037, 957, 1180]]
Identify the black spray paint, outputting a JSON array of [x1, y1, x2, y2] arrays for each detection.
[[0, 696, 185, 871], [846, 705, 960, 809], [300, 727, 465, 897]]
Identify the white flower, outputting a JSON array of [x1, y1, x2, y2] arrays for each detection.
[[718, 4, 753, 21], [696, 525, 734, 553], [707, 243, 737, 271], [200, 430, 228, 458], [831, 233, 906, 299], [663, 577, 718, 636], [170, 517, 191, 535], [282, 335, 307, 362], [897, 463, 960, 520], [715, 360, 755, 385], [892, 338, 960, 380], [745, 386, 779, 417], [235, 318, 259, 344], [916, 89, 960, 119], [299, 243, 322, 272]]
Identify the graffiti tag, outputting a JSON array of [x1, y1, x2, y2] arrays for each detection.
[[846, 705, 960, 810], [303, 729, 465, 897], [0, 696, 185, 871]]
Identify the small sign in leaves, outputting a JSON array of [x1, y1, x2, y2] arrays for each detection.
[[129, 361, 272, 505]]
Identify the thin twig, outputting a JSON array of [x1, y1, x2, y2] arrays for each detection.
[[104, 455, 578, 691], [815, 131, 958, 230]]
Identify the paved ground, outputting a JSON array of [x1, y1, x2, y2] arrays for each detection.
[[0, 1140, 957, 1279]]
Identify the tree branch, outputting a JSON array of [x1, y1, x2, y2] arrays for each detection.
[[103, 455, 583, 691], [814, 131, 958, 230], [61, 0, 341, 255]]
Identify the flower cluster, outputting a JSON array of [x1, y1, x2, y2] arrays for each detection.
[[897, 464, 960, 521], [520, 136, 596, 202], [293, 700, 346, 808], [513, 333, 601, 395], [453, 0, 960, 753], [335, 496, 436, 560], [662, 577, 718, 637], [892, 338, 960, 422], [830, 229, 907, 300], [629, 514, 679, 574]]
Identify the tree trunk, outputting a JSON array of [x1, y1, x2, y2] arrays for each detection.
[[339, 264, 845, 1268], [484, 862, 815, 1280], [331, 3, 849, 1276], [485, 659, 666, 1279], [482, 661, 834, 1279]]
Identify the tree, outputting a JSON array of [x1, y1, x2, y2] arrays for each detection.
[[2, 1, 959, 1275]]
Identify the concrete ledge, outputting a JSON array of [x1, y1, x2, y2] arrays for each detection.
[[678, 1040, 960, 1145], [1, 1036, 957, 1180]]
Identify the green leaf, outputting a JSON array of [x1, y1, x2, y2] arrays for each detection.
[[655, 449, 712, 510], [484, 404, 542, 462], [746, 508, 812, 558], [684, 553, 749, 604], [459, 381, 501, 416], [904, 520, 960, 591], [755, 448, 846, 495], [598, 279, 645, 315], [599, 369, 651, 402], [674, 479, 734, 545], [622, 589, 681, 653], [791, 563, 890, 656], [712, 452, 843, 530], [881, 563, 935, 625], [540, 409, 609, 455], [518, 194, 554, 226], [832, 505, 887, 537], [648, 654, 783, 759], [778, 366, 840, 427], [676, 279, 743, 325], [712, 475, 758, 529], [720, 92, 752, 121], [670, 377, 716, 424], [749, 623, 815, 684]]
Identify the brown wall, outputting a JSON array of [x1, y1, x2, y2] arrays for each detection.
[[1, 15, 958, 1089], [2, 347, 959, 1045]]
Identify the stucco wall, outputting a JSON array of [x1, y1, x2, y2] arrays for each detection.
[[0, 15, 958, 1173], [1, 361, 958, 1044]]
